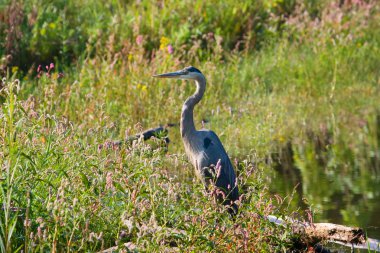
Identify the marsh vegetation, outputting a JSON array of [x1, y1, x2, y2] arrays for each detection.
[[1, 0, 379, 251]]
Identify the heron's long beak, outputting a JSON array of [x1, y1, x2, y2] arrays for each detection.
[[153, 70, 184, 79]]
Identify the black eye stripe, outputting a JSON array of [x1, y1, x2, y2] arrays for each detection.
[[184, 66, 202, 74]]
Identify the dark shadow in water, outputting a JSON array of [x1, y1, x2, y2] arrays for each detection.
[[266, 118, 380, 240], [270, 141, 308, 211]]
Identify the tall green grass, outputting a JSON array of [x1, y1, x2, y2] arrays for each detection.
[[1, 76, 293, 251]]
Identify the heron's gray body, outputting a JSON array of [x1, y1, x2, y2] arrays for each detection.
[[182, 129, 239, 202], [154, 66, 239, 211]]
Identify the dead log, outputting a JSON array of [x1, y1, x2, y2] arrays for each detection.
[[267, 215, 380, 251], [295, 222, 365, 245], [127, 126, 169, 143], [112, 126, 169, 147]]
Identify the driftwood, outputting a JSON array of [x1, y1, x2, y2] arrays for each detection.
[[127, 126, 169, 143], [112, 126, 170, 146], [295, 222, 365, 245], [267, 215, 380, 252]]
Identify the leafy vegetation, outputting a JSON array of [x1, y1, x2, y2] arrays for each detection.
[[1, 0, 379, 251]]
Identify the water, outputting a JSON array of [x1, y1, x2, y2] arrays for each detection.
[[264, 157, 380, 240]]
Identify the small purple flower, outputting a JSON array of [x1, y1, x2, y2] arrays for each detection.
[[215, 159, 222, 178], [358, 119, 367, 128], [50, 63, 55, 70], [136, 35, 144, 45], [37, 65, 42, 73], [167, 44, 174, 54]]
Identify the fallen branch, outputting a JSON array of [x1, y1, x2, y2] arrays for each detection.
[[112, 126, 170, 146], [267, 215, 380, 252], [296, 222, 365, 245]]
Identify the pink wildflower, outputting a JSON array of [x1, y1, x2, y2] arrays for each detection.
[[167, 44, 174, 54], [215, 159, 222, 178], [136, 35, 144, 45]]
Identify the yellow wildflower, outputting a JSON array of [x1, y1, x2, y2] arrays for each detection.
[[12, 66, 19, 73], [160, 36, 170, 50], [49, 23, 56, 29], [137, 83, 147, 92]]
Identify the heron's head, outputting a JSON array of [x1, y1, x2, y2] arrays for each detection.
[[153, 66, 204, 80]]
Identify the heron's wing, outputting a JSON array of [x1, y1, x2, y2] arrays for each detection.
[[200, 130, 239, 201]]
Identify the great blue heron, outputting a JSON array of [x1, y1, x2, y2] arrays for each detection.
[[153, 66, 239, 214]]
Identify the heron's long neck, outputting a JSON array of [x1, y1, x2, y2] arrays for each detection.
[[181, 76, 206, 138]]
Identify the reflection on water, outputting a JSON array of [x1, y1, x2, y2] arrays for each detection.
[[264, 139, 380, 240]]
